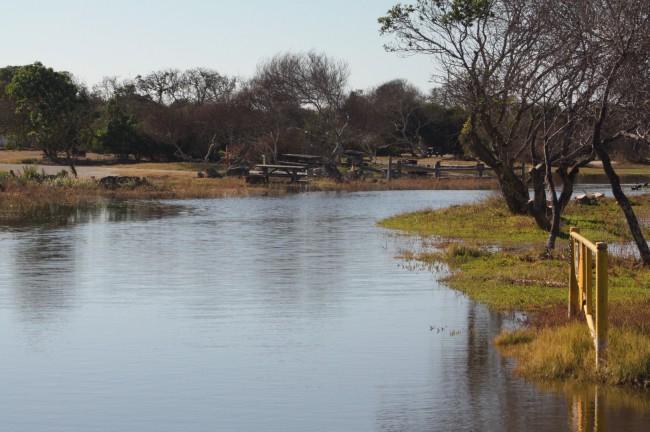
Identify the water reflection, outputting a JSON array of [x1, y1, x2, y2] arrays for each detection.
[[8, 229, 77, 324], [532, 383, 650, 432], [0, 191, 649, 432], [0, 199, 182, 229], [571, 387, 606, 432]]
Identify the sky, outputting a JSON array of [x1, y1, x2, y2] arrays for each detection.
[[1, 0, 438, 92]]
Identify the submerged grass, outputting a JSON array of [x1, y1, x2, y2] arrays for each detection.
[[380, 193, 650, 388]]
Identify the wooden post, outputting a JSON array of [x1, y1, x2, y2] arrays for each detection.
[[262, 154, 267, 165], [477, 162, 484, 178], [596, 242, 608, 367], [583, 245, 595, 316], [434, 161, 441, 178], [569, 228, 579, 318], [387, 156, 392, 181], [578, 243, 585, 308]]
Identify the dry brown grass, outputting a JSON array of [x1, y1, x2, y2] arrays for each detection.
[[0, 175, 272, 224], [310, 176, 497, 191], [496, 323, 650, 387], [0, 150, 45, 164]]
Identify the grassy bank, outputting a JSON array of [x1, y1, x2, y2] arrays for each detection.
[[379, 194, 650, 388]]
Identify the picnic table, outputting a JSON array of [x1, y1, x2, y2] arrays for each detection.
[[250, 164, 308, 183], [279, 154, 324, 168]]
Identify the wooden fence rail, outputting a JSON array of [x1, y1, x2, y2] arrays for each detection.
[[569, 227, 608, 368]]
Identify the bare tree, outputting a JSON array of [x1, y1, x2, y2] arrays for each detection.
[[372, 79, 430, 156], [379, 0, 565, 228], [135, 69, 185, 104], [181, 68, 237, 105], [559, 0, 650, 264], [255, 52, 350, 178]]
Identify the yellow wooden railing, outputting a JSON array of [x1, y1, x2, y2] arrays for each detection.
[[569, 228, 608, 368]]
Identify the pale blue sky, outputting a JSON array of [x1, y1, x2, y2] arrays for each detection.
[[1, 0, 436, 92]]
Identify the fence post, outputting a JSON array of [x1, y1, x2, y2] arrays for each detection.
[[387, 156, 392, 181], [569, 228, 579, 318], [585, 247, 593, 316], [595, 242, 608, 367]]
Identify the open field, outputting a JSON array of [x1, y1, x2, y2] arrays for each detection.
[[380, 195, 650, 387], [4, 150, 650, 180]]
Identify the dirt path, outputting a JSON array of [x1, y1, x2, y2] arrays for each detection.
[[0, 163, 196, 179]]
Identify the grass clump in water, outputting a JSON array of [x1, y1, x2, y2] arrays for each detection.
[[494, 329, 534, 347], [496, 323, 650, 387]]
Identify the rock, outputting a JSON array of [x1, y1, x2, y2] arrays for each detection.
[[575, 192, 604, 205], [226, 166, 249, 177], [98, 176, 149, 189], [205, 167, 222, 178]]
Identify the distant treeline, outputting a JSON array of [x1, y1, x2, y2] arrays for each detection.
[[0, 53, 466, 166]]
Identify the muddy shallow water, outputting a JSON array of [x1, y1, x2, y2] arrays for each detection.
[[1, 190, 648, 431]]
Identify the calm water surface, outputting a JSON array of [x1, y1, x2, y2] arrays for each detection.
[[1, 190, 649, 431]]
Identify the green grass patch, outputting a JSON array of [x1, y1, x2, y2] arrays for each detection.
[[564, 195, 650, 241], [415, 247, 650, 311], [379, 196, 545, 245]]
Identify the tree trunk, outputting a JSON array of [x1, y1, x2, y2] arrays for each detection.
[[491, 162, 551, 232], [595, 146, 650, 265], [544, 146, 560, 251], [530, 142, 550, 231], [557, 166, 579, 213], [323, 159, 343, 182], [65, 150, 78, 178], [493, 164, 530, 214]]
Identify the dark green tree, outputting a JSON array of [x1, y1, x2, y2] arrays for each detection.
[[97, 99, 144, 160], [6, 62, 90, 175]]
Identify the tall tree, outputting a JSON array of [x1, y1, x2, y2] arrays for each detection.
[[379, 0, 560, 227], [254, 52, 350, 178], [6, 62, 91, 175], [560, 0, 650, 264]]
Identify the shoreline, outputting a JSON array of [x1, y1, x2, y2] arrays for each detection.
[[379, 195, 650, 390], [0, 169, 498, 224]]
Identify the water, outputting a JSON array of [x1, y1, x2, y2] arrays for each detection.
[[1, 190, 649, 432]]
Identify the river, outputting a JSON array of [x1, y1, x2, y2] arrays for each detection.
[[1, 190, 648, 431]]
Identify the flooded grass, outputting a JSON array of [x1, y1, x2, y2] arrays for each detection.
[[381, 193, 650, 388]]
